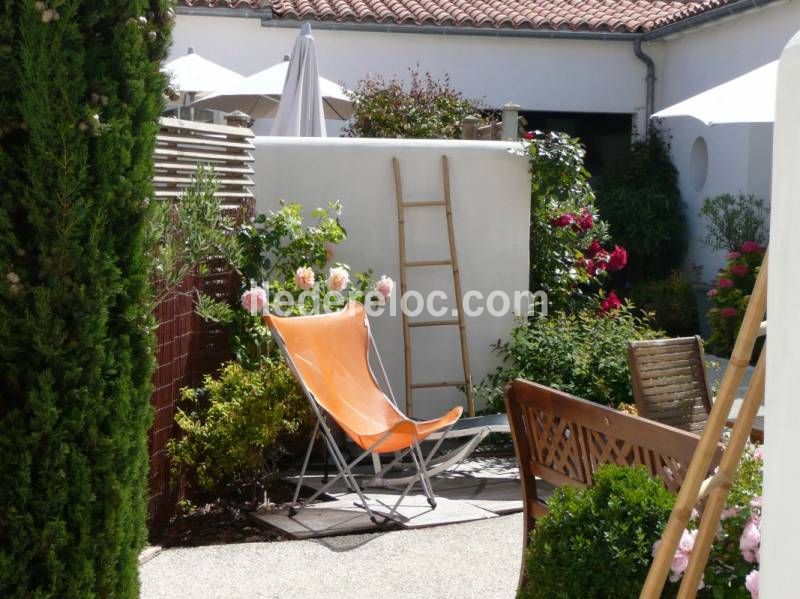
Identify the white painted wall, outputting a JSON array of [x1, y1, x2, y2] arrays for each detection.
[[647, 1, 800, 282], [170, 15, 647, 133], [252, 137, 531, 418], [762, 29, 800, 598]]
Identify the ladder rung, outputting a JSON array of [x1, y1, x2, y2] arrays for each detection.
[[405, 260, 452, 267], [402, 201, 446, 207], [411, 380, 466, 389], [697, 471, 733, 501], [408, 319, 459, 328]]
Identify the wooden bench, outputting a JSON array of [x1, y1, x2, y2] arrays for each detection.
[[505, 379, 722, 587]]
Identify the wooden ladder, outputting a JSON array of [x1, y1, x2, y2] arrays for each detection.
[[392, 155, 475, 418], [641, 251, 768, 599]]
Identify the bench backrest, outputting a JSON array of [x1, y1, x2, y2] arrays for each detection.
[[505, 379, 720, 528]]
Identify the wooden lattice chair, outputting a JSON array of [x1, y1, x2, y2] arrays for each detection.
[[627, 336, 712, 434], [504, 379, 721, 590]]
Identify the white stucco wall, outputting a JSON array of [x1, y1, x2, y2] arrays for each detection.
[[762, 30, 800, 599], [170, 14, 648, 134], [252, 137, 531, 418], [647, 1, 800, 281]]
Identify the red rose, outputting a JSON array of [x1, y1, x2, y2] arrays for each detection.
[[607, 245, 628, 272], [740, 241, 763, 254], [551, 213, 576, 228], [578, 208, 594, 231], [599, 290, 622, 314], [582, 258, 597, 277], [721, 307, 738, 318], [585, 240, 602, 257], [594, 250, 610, 270], [730, 264, 749, 277], [523, 131, 535, 140], [718, 278, 734, 289]]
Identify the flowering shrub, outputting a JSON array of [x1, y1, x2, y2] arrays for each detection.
[[477, 304, 661, 411], [659, 445, 763, 598], [196, 201, 392, 368], [700, 194, 769, 252], [707, 241, 766, 356], [343, 66, 478, 139], [168, 360, 311, 500], [518, 130, 627, 312], [522, 465, 679, 599]]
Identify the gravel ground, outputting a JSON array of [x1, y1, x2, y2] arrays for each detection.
[[140, 513, 523, 599]]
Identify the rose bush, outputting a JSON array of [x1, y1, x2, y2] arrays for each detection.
[[707, 241, 766, 356]]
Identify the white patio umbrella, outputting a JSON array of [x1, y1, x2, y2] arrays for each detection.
[[191, 38, 352, 123], [162, 47, 245, 97], [271, 24, 327, 136], [652, 61, 777, 125]]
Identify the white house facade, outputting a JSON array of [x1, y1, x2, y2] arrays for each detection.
[[169, 0, 800, 286]]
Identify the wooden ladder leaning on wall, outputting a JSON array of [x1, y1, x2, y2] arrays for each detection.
[[641, 251, 769, 599], [392, 155, 475, 418]]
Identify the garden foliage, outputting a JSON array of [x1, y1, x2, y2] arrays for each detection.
[[630, 270, 699, 338], [520, 131, 626, 312], [596, 128, 686, 281], [0, 1, 172, 596], [343, 66, 478, 139], [521, 465, 679, 599], [478, 306, 662, 411], [700, 194, 769, 252], [706, 242, 766, 356], [168, 360, 310, 499]]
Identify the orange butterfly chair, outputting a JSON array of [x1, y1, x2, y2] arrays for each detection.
[[266, 302, 495, 523]]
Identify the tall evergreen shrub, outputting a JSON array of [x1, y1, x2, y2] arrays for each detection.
[[0, 2, 172, 597]]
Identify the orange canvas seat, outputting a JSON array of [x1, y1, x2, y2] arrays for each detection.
[[265, 302, 483, 523], [266, 304, 462, 453]]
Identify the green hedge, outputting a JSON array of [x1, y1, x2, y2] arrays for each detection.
[[0, 2, 171, 597]]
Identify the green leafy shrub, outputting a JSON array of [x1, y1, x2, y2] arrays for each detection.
[[168, 360, 311, 498], [521, 465, 678, 599], [0, 2, 172, 596], [478, 306, 662, 411], [596, 128, 686, 281], [520, 131, 629, 312], [699, 194, 769, 252], [343, 66, 478, 139], [707, 242, 765, 356], [630, 271, 699, 337]]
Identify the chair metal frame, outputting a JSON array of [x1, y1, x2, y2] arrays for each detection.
[[269, 308, 484, 524]]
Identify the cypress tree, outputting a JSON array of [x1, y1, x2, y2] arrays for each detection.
[[0, 2, 172, 596]]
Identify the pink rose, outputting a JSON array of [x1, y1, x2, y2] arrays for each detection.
[[745, 569, 759, 599], [721, 307, 738, 318], [707, 288, 718, 297], [294, 266, 315, 290], [721, 507, 741, 520], [599, 290, 622, 314], [718, 278, 735, 289], [325, 244, 334, 264], [679, 528, 697, 554], [740, 241, 763, 254], [607, 245, 628, 272], [551, 213, 576, 228], [727, 251, 742, 260], [376, 275, 394, 301], [740, 518, 761, 563], [578, 208, 594, 231], [750, 496, 763, 510], [753, 446, 765, 461], [326, 266, 350, 292], [731, 264, 750, 277], [670, 550, 689, 577], [585, 240, 602, 258], [241, 286, 267, 315]]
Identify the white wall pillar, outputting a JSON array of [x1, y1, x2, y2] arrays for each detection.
[[761, 29, 800, 598]]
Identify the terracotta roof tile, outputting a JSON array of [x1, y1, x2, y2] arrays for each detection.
[[180, 0, 743, 33]]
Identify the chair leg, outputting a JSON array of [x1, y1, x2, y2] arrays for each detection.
[[289, 421, 320, 516], [411, 442, 437, 508]]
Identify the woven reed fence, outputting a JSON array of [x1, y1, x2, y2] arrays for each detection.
[[148, 117, 255, 527]]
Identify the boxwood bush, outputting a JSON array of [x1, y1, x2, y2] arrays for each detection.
[[521, 465, 678, 599]]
